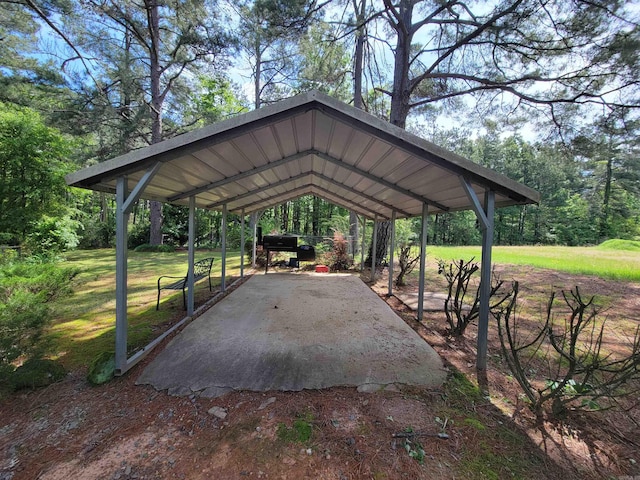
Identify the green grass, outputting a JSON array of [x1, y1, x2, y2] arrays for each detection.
[[426, 245, 640, 282], [47, 248, 245, 369]]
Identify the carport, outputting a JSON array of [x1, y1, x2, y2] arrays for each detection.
[[66, 90, 539, 376]]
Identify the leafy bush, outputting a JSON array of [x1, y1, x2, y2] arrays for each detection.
[[128, 221, 151, 249], [87, 351, 115, 385], [0, 258, 78, 393], [133, 244, 175, 253], [25, 215, 80, 255], [11, 358, 66, 390]]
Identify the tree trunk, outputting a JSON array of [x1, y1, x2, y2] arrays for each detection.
[[600, 155, 613, 240], [147, 0, 164, 245], [349, 211, 359, 255], [365, 221, 390, 267], [312, 196, 320, 236]]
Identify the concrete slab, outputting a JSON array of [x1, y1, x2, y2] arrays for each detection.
[[137, 273, 447, 397]]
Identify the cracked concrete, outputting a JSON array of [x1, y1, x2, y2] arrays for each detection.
[[137, 273, 447, 397]]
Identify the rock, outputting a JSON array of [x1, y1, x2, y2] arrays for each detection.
[[258, 397, 276, 410], [208, 406, 228, 419]]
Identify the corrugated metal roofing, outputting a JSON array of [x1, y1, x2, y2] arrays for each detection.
[[66, 90, 539, 218]]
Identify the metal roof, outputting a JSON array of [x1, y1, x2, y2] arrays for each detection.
[[66, 90, 539, 219]]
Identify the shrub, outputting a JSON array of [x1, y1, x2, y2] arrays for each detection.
[[437, 258, 508, 336], [25, 215, 80, 255], [133, 244, 175, 253], [325, 231, 352, 271], [87, 351, 116, 385], [0, 258, 77, 391]]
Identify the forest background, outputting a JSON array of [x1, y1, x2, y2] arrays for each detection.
[[1, 0, 639, 255]]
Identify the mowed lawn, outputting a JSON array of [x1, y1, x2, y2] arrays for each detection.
[[48, 249, 245, 369], [426, 244, 640, 282]]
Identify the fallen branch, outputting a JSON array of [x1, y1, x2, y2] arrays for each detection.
[[392, 431, 449, 439]]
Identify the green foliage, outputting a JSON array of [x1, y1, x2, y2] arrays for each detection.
[[194, 75, 248, 124], [133, 244, 175, 253], [87, 351, 116, 385], [0, 104, 71, 243], [25, 215, 80, 255], [276, 412, 314, 443], [11, 358, 66, 390], [128, 221, 151, 249], [403, 435, 426, 464], [0, 258, 77, 389]]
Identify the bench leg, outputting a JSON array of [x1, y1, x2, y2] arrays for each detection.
[[182, 287, 187, 310], [157, 288, 161, 310]]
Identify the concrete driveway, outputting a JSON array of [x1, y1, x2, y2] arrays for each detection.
[[137, 273, 447, 397]]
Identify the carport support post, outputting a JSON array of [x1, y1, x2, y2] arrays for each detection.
[[371, 215, 378, 282], [360, 216, 366, 272], [417, 203, 429, 321], [240, 208, 245, 279], [388, 210, 396, 296], [477, 190, 495, 370], [114, 176, 129, 374], [221, 203, 227, 292], [187, 196, 195, 316], [251, 212, 258, 269]]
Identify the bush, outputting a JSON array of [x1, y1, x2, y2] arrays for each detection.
[[11, 358, 66, 390], [128, 221, 151, 249], [87, 351, 116, 385], [0, 258, 78, 390], [324, 231, 352, 271], [25, 215, 80, 255], [133, 244, 175, 253]]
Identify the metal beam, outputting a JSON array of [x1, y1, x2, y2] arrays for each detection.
[[187, 196, 195, 316], [460, 176, 489, 229], [221, 203, 227, 292], [122, 162, 162, 214], [114, 176, 129, 375], [417, 203, 429, 321], [477, 190, 495, 371], [240, 208, 245, 279], [313, 173, 413, 218], [360, 216, 366, 272], [168, 151, 311, 202], [205, 172, 312, 209], [238, 185, 312, 212], [315, 151, 450, 212], [388, 210, 396, 296], [371, 215, 377, 282], [236, 184, 385, 221]]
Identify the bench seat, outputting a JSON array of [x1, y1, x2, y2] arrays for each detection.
[[156, 257, 214, 310]]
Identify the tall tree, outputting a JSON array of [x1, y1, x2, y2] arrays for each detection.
[[76, 0, 230, 244], [236, 0, 321, 108], [379, 0, 640, 129], [0, 104, 70, 243]]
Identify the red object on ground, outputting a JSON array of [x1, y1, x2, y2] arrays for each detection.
[[315, 265, 329, 273]]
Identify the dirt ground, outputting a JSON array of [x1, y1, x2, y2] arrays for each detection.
[[1, 262, 639, 480]]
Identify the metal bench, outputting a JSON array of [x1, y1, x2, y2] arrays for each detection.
[[156, 257, 214, 310]]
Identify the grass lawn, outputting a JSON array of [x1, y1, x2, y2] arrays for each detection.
[[48, 248, 245, 369], [425, 245, 640, 282]]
